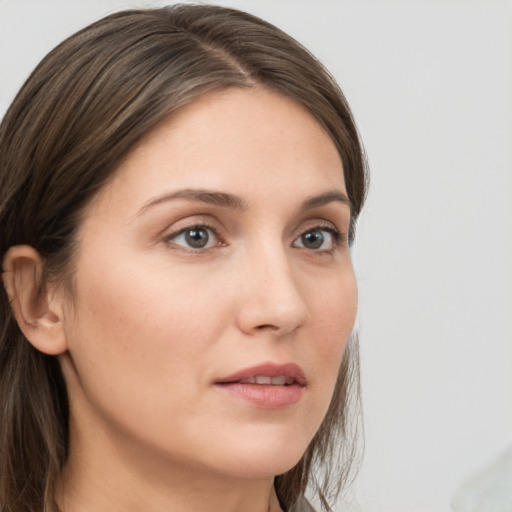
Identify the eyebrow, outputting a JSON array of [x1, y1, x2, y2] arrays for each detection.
[[138, 188, 351, 216], [300, 190, 351, 212], [138, 188, 249, 215]]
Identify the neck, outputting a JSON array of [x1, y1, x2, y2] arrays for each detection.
[[57, 468, 281, 512], [56, 418, 284, 512]]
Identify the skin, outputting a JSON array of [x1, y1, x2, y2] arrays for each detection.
[[3, 87, 357, 512]]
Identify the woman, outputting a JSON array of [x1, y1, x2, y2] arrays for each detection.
[[0, 5, 367, 512]]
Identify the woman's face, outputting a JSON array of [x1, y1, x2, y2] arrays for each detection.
[[59, 87, 357, 480]]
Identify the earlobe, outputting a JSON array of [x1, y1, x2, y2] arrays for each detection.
[[2, 245, 68, 355]]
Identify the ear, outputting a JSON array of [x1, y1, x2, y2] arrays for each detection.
[[2, 245, 68, 355]]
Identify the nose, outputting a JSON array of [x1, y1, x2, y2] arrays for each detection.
[[235, 247, 310, 337]]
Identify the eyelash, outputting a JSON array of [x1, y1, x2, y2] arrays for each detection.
[[163, 222, 223, 252], [163, 222, 345, 253], [293, 224, 345, 253]]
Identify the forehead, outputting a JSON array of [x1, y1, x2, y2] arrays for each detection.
[[87, 87, 346, 217]]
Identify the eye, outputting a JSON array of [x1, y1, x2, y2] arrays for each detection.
[[293, 227, 340, 251], [166, 225, 220, 250]]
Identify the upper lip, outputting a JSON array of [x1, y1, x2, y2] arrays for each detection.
[[215, 362, 307, 386]]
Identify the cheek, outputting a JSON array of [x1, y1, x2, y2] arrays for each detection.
[[61, 260, 236, 465], [310, 266, 357, 355], [301, 267, 357, 422], [73, 249, 222, 343], [63, 253, 227, 411]]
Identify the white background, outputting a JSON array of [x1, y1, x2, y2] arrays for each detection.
[[1, 1, 511, 511]]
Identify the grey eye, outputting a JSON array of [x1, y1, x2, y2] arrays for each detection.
[[293, 228, 337, 251], [301, 230, 324, 249], [168, 225, 218, 249], [185, 227, 210, 248]]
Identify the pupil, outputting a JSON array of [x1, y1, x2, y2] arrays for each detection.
[[302, 230, 324, 249], [185, 228, 209, 248]]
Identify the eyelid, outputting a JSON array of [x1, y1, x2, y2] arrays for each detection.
[[160, 215, 347, 253], [292, 221, 346, 251], [163, 220, 225, 251], [296, 219, 344, 238]]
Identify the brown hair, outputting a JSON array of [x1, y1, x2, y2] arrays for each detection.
[[0, 5, 367, 512]]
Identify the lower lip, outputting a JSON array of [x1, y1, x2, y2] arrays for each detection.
[[214, 383, 304, 409]]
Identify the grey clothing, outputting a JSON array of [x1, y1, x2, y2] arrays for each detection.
[[288, 497, 316, 512]]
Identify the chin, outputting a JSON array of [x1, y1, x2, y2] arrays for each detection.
[[208, 430, 310, 480], [222, 456, 303, 481]]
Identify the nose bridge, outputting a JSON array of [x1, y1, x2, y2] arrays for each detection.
[[236, 237, 310, 336]]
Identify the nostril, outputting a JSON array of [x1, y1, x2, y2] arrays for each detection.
[[255, 324, 279, 331]]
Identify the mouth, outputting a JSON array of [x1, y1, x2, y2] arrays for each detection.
[[215, 362, 306, 386], [237, 375, 297, 385], [214, 363, 306, 409]]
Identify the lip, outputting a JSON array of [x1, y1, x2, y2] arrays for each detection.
[[214, 362, 306, 409], [215, 362, 307, 386]]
